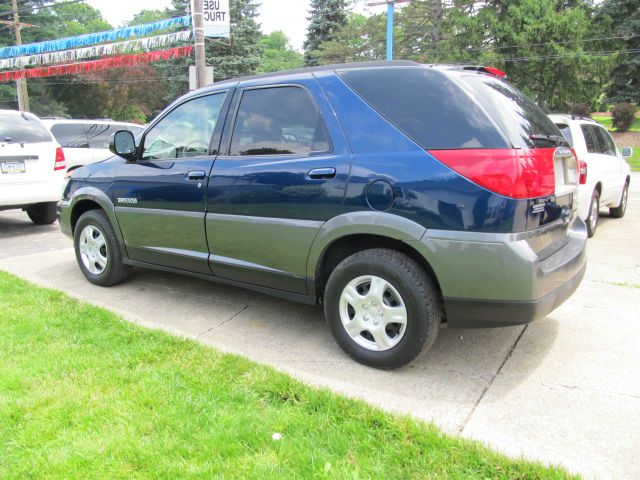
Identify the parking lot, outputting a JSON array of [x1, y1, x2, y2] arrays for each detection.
[[1, 173, 639, 479]]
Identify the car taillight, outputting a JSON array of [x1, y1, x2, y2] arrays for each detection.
[[428, 148, 556, 199], [54, 147, 66, 171], [578, 159, 587, 184]]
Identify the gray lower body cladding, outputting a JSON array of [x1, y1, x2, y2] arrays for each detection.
[[410, 218, 588, 328]]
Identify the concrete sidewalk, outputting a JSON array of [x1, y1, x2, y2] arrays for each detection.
[[1, 175, 639, 478]]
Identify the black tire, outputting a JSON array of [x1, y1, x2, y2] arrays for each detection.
[[586, 189, 600, 238], [74, 209, 131, 286], [609, 182, 629, 218], [26, 202, 57, 225], [323, 248, 441, 369]]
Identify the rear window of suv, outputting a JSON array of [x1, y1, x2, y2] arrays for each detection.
[[458, 75, 563, 148], [338, 67, 510, 150], [0, 113, 52, 143]]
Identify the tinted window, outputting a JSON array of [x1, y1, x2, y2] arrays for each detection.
[[459, 75, 563, 148], [593, 126, 617, 156], [50, 123, 89, 148], [581, 125, 600, 154], [339, 67, 509, 149], [229, 86, 330, 156], [84, 124, 123, 149], [0, 113, 52, 143], [554, 123, 573, 146], [142, 93, 225, 161]]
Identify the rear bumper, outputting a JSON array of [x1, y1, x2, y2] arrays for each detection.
[[410, 217, 588, 328], [444, 263, 585, 327], [0, 179, 63, 209]]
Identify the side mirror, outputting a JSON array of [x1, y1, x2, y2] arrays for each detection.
[[109, 130, 136, 160], [621, 146, 633, 158]]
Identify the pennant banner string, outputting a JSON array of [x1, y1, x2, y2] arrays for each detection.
[[0, 16, 192, 59], [0, 30, 193, 69], [0, 46, 194, 82]]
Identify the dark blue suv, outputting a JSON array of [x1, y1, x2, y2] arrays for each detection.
[[58, 61, 587, 368]]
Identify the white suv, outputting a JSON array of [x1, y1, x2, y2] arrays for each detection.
[[0, 110, 66, 224], [549, 114, 632, 237], [41, 119, 144, 171]]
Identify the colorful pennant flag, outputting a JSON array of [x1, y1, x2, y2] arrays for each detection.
[[0, 46, 194, 82], [0, 30, 193, 69], [0, 16, 192, 59]]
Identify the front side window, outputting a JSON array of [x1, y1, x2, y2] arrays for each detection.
[[51, 123, 89, 148], [593, 126, 617, 156], [142, 93, 225, 161], [229, 86, 330, 156]]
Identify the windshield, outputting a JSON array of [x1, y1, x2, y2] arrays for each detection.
[[0, 113, 52, 143], [458, 75, 565, 148]]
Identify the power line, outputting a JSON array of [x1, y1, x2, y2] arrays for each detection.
[[0, 0, 85, 19]]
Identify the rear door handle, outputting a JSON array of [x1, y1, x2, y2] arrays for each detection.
[[306, 167, 336, 180], [186, 170, 206, 181]]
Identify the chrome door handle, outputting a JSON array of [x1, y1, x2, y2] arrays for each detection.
[[186, 170, 206, 180], [306, 167, 336, 179]]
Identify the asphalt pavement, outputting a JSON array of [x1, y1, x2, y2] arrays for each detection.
[[1, 174, 639, 479]]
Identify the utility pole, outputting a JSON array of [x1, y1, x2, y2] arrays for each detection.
[[365, 0, 411, 61], [11, 0, 29, 111], [192, 0, 207, 89]]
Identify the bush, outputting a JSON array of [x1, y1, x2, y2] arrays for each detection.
[[612, 103, 637, 131], [569, 103, 591, 118]]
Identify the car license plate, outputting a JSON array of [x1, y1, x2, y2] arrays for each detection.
[[1, 160, 26, 174]]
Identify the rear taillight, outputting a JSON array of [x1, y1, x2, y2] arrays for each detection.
[[428, 148, 555, 199], [578, 159, 587, 184], [54, 147, 66, 171]]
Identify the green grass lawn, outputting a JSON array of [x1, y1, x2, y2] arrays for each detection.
[[0, 271, 576, 479], [592, 114, 640, 132]]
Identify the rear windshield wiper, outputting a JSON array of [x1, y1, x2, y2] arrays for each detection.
[[530, 134, 567, 146]]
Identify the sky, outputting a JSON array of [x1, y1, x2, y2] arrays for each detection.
[[85, 0, 390, 52]]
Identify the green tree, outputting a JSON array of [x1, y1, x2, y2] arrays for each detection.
[[599, 0, 640, 104], [304, 0, 348, 65], [258, 31, 304, 73], [314, 12, 385, 64]]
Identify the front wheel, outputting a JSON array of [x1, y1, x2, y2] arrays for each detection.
[[26, 202, 57, 225], [74, 209, 131, 286], [609, 182, 629, 218], [323, 248, 441, 369], [586, 189, 600, 238]]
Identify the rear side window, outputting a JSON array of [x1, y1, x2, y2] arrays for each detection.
[[84, 124, 122, 149], [229, 86, 331, 156], [338, 67, 509, 150], [51, 123, 89, 148], [458, 75, 562, 148], [554, 123, 573, 146], [0, 113, 52, 143], [581, 125, 600, 154], [592, 126, 617, 156]]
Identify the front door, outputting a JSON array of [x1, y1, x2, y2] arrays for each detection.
[[206, 83, 350, 294], [113, 91, 229, 274]]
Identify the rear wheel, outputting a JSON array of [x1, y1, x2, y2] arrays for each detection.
[[586, 189, 600, 238], [26, 202, 57, 225], [324, 248, 441, 369], [74, 210, 131, 286], [609, 182, 629, 218]]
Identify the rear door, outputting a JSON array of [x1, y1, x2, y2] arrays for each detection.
[[581, 124, 618, 204], [112, 91, 230, 273], [592, 125, 625, 202], [206, 82, 350, 294]]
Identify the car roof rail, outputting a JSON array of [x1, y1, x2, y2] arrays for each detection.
[[570, 114, 597, 123]]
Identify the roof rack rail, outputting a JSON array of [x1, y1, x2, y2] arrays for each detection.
[[570, 114, 596, 122]]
